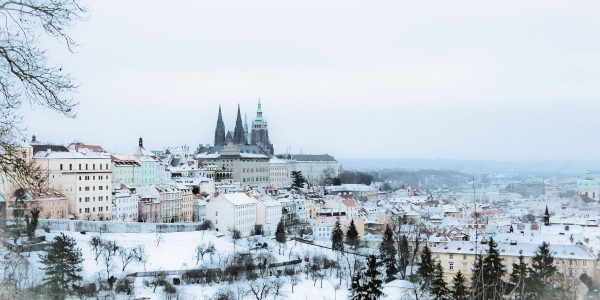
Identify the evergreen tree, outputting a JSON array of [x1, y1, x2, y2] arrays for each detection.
[[451, 270, 468, 300], [351, 256, 383, 300], [351, 270, 367, 300], [331, 219, 344, 252], [39, 233, 84, 297], [508, 253, 527, 299], [26, 207, 40, 240], [398, 234, 409, 279], [365, 255, 384, 300], [378, 224, 397, 282], [416, 245, 434, 289], [291, 171, 306, 190], [527, 242, 559, 298], [430, 261, 449, 300], [346, 219, 360, 249], [481, 237, 506, 300], [275, 218, 286, 255]]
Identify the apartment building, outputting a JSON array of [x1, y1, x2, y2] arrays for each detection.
[[33, 145, 112, 220]]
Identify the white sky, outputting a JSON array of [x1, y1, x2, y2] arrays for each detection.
[[22, 0, 600, 160]]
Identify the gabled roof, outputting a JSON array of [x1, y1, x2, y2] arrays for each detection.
[[196, 144, 270, 159]]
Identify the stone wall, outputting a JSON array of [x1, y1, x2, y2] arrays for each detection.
[[38, 219, 203, 233]]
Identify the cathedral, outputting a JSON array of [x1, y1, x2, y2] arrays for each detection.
[[213, 100, 274, 155]]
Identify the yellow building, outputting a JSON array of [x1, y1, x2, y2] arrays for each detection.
[[179, 185, 194, 222], [433, 241, 597, 284]]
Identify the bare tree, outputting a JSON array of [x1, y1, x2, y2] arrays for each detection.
[[271, 277, 286, 300], [194, 242, 216, 265], [289, 273, 300, 293], [118, 248, 136, 272], [0, 0, 86, 190], [89, 236, 105, 264], [155, 231, 164, 246], [101, 251, 115, 282], [248, 279, 272, 300], [132, 245, 147, 270]]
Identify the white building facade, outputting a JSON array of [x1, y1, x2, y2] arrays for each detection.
[[206, 193, 257, 237], [33, 146, 113, 220]]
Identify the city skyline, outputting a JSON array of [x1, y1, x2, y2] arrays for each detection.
[[20, 0, 600, 161]]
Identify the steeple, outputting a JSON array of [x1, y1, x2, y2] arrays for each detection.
[[214, 105, 226, 146], [244, 112, 249, 145], [233, 104, 245, 145], [544, 205, 550, 226], [139, 137, 143, 148], [254, 98, 265, 124]]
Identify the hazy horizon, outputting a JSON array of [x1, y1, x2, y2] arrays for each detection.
[[20, 0, 600, 161]]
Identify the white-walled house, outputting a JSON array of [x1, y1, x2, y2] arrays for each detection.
[[206, 193, 257, 237], [111, 183, 139, 222], [252, 193, 282, 236]]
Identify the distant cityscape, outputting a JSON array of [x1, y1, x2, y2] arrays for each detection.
[[3, 101, 600, 299]]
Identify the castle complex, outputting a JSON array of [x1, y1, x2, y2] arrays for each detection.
[[213, 100, 273, 155]]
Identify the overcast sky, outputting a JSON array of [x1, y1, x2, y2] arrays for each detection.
[[22, 0, 600, 161]]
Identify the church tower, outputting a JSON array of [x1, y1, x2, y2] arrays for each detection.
[[544, 205, 550, 226], [251, 99, 274, 155], [233, 104, 245, 145], [214, 106, 226, 146]]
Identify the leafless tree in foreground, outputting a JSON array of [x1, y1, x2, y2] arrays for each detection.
[[0, 0, 86, 192]]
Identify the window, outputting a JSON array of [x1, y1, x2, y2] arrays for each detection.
[[60, 164, 63, 170], [69, 164, 72, 170], [79, 187, 82, 191], [79, 164, 82, 170], [449, 262, 454, 270], [86, 164, 88, 170], [93, 164, 95, 170], [449, 254, 454, 259], [85, 187, 89, 191], [79, 198, 82, 203]]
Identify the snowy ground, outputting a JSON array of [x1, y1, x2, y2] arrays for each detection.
[[1, 229, 414, 299]]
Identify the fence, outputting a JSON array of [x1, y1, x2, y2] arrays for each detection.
[[38, 219, 203, 233]]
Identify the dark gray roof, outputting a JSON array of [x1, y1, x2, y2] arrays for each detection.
[[291, 154, 337, 162], [31, 144, 69, 154], [197, 144, 271, 156]]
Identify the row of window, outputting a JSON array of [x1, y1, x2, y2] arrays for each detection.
[[242, 177, 269, 183], [79, 206, 109, 213], [61, 163, 109, 171], [79, 196, 106, 202], [79, 186, 108, 192], [242, 167, 268, 173], [79, 175, 108, 181]]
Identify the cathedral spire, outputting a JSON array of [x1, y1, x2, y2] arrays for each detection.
[[233, 104, 245, 145], [214, 105, 226, 146], [254, 98, 264, 124], [244, 112, 249, 144]]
